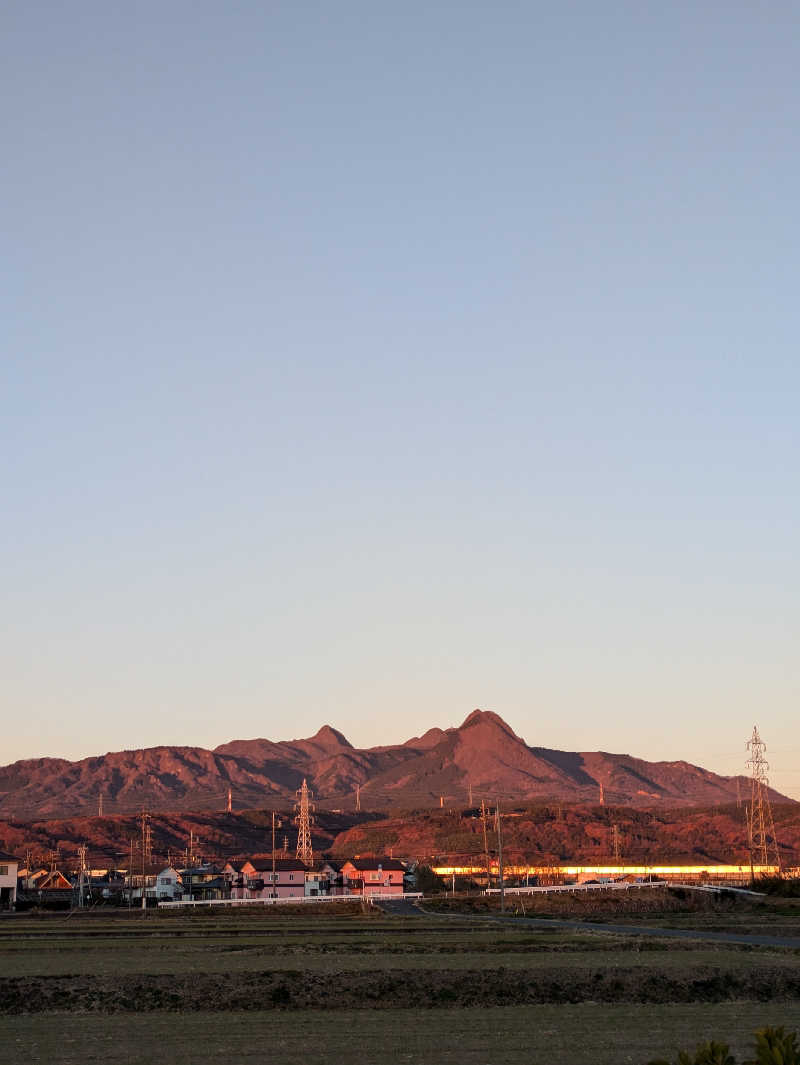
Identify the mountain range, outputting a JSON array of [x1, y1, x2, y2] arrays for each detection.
[[1, 710, 782, 820]]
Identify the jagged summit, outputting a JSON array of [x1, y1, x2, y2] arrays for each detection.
[[0, 709, 790, 818], [459, 708, 521, 739], [310, 725, 352, 749]]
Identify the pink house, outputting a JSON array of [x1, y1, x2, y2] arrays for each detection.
[[341, 858, 405, 896], [228, 857, 306, 899]]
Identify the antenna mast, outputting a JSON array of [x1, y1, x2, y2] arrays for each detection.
[[746, 725, 781, 871]]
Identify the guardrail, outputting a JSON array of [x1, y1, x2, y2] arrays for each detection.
[[159, 892, 423, 909], [485, 881, 764, 897], [485, 881, 665, 896]]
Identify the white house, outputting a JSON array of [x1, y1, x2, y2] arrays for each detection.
[[155, 867, 183, 900], [0, 851, 19, 910]]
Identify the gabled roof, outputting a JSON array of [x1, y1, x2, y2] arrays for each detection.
[[304, 859, 342, 874], [248, 857, 307, 873], [37, 870, 73, 890], [344, 858, 406, 872], [0, 851, 19, 863]]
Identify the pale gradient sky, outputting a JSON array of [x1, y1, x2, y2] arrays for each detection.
[[3, 3, 799, 796]]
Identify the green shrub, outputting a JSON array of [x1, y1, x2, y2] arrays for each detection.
[[648, 1027, 800, 1065], [649, 1039, 735, 1065], [745, 1027, 800, 1065]]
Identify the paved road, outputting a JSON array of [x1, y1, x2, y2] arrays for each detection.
[[376, 899, 800, 949]]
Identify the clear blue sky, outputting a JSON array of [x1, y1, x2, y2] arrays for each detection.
[[3, 3, 799, 795]]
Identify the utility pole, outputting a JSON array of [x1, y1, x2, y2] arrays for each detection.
[[295, 779, 314, 863], [599, 782, 605, 806], [128, 838, 134, 907], [746, 725, 781, 872], [356, 784, 361, 812], [480, 800, 491, 890], [736, 778, 741, 809], [612, 824, 621, 865], [76, 844, 89, 908], [495, 801, 505, 913], [468, 782, 473, 807], [271, 811, 282, 898], [98, 792, 104, 818], [139, 810, 151, 910], [439, 795, 444, 808], [140, 810, 151, 875], [227, 788, 232, 814]]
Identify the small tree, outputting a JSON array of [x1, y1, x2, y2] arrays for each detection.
[[414, 864, 445, 894]]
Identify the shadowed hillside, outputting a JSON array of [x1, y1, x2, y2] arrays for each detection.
[[0, 710, 784, 819]]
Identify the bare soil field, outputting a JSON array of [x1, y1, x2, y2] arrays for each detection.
[[2, 893, 800, 1063], [4, 1005, 800, 1065]]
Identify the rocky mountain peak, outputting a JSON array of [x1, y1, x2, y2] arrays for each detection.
[[311, 725, 352, 750]]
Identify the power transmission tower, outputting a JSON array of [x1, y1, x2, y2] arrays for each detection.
[[599, 782, 605, 806], [295, 778, 314, 862], [98, 792, 104, 818], [746, 725, 781, 871]]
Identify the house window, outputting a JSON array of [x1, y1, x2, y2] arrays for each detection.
[[289, 874, 294, 881], [0, 866, 8, 876]]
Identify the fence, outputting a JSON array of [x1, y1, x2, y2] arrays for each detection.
[[159, 892, 423, 909]]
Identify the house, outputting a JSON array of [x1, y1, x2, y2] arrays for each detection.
[[34, 868, 74, 908], [155, 867, 183, 900], [179, 865, 228, 902], [341, 858, 406, 896], [123, 874, 158, 905], [0, 851, 19, 910], [18, 867, 48, 890], [304, 859, 347, 896], [233, 857, 306, 899]]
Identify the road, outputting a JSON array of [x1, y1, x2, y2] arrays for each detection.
[[376, 898, 800, 949]]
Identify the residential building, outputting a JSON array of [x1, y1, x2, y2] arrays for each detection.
[[179, 865, 228, 902], [341, 858, 406, 896], [155, 867, 183, 900], [0, 851, 19, 910], [230, 857, 306, 899]]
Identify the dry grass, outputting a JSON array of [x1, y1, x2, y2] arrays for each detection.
[[4, 1004, 800, 1065]]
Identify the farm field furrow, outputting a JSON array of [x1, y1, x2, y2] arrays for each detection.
[[4, 1004, 800, 1065]]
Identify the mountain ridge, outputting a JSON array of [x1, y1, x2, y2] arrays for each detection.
[[0, 710, 788, 819]]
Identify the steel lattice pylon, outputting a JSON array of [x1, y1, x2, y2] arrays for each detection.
[[295, 778, 315, 863], [746, 725, 781, 871]]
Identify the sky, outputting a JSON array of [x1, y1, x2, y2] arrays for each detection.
[[3, 3, 799, 796]]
